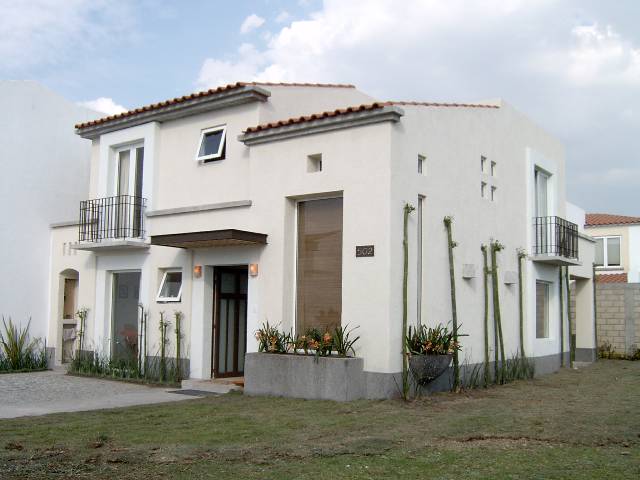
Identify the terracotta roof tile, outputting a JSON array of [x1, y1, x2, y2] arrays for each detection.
[[243, 100, 500, 134], [585, 213, 640, 227], [75, 82, 356, 130], [596, 273, 627, 283]]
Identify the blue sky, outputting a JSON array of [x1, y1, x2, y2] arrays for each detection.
[[1, 0, 639, 214]]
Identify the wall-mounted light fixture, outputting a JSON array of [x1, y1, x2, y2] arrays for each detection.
[[193, 265, 202, 278], [249, 263, 259, 277]]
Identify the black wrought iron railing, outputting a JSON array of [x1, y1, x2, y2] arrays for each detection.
[[532, 216, 578, 259], [79, 195, 146, 242]]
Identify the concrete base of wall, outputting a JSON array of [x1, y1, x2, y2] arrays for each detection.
[[244, 353, 365, 401], [245, 351, 588, 401], [45, 347, 55, 368], [575, 348, 597, 363]]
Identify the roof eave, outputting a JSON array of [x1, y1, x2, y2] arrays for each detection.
[[238, 105, 405, 146], [76, 85, 271, 140]]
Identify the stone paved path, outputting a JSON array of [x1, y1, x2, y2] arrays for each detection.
[[0, 369, 195, 418]]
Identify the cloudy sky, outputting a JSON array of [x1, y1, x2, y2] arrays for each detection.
[[1, 0, 638, 214]]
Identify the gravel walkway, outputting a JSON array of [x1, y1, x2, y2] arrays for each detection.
[[0, 369, 194, 418]]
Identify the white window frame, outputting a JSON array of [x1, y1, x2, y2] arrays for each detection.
[[535, 280, 550, 339], [595, 236, 622, 269], [195, 125, 227, 162], [156, 270, 183, 302]]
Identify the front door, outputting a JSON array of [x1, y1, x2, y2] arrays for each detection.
[[213, 266, 248, 378], [111, 271, 141, 362]]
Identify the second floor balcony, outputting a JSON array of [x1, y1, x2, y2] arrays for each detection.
[[532, 216, 580, 266], [74, 195, 149, 251]]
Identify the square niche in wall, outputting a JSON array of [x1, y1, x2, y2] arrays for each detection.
[[307, 153, 323, 173]]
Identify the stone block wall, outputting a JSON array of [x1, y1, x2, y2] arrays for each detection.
[[594, 283, 640, 355]]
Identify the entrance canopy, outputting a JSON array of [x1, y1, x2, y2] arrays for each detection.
[[150, 229, 267, 249]]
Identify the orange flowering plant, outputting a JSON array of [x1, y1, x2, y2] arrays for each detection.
[[405, 323, 463, 356], [255, 323, 360, 357]]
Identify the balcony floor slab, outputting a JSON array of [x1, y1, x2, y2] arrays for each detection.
[[71, 239, 150, 252]]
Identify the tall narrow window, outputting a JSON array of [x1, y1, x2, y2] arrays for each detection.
[[491, 186, 497, 202], [536, 281, 549, 339], [417, 195, 424, 324], [418, 154, 426, 175], [534, 169, 549, 217], [481, 156, 487, 173], [296, 197, 343, 333], [490, 160, 496, 176], [481, 181, 487, 199]]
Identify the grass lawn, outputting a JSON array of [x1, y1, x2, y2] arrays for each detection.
[[1, 360, 639, 479]]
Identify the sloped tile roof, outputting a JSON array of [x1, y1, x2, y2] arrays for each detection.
[[596, 273, 628, 283], [74, 82, 356, 130], [585, 213, 640, 227], [243, 100, 500, 133]]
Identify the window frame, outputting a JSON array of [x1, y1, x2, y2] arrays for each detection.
[[156, 269, 183, 303], [594, 235, 622, 268], [535, 280, 550, 339], [195, 125, 227, 162]]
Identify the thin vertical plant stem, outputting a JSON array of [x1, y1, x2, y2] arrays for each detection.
[[444, 216, 460, 391]]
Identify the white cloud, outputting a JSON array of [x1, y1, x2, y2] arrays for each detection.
[[533, 23, 640, 87], [275, 11, 291, 23], [0, 0, 132, 73], [240, 14, 265, 34], [79, 97, 127, 115]]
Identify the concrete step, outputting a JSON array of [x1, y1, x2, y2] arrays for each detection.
[[180, 379, 243, 394]]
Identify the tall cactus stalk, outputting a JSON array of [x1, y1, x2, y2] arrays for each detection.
[[443, 216, 460, 391], [565, 267, 574, 368], [481, 245, 490, 387], [517, 250, 527, 358], [401, 203, 415, 400], [592, 262, 598, 361], [559, 267, 564, 367], [490, 241, 506, 384], [174, 311, 183, 381]]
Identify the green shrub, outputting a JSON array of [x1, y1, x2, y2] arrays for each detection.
[[0, 317, 48, 372]]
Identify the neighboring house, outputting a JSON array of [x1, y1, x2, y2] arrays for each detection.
[[584, 213, 640, 356], [47, 82, 596, 398], [585, 213, 640, 283], [0, 81, 97, 348]]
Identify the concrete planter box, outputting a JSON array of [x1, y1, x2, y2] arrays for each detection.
[[244, 352, 365, 401]]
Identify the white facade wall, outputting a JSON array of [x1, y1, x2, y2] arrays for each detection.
[[48, 84, 594, 383], [627, 225, 640, 283], [0, 81, 96, 341]]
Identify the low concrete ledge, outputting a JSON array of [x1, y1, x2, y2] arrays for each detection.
[[244, 352, 365, 401]]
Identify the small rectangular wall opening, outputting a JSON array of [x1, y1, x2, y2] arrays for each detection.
[[418, 154, 426, 175], [307, 153, 322, 173]]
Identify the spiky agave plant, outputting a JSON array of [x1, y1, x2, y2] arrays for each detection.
[[0, 317, 36, 370]]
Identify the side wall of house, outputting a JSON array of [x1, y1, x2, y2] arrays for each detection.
[[0, 81, 96, 342], [390, 102, 570, 379]]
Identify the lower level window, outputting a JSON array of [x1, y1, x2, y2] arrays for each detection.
[[157, 270, 183, 302], [536, 281, 549, 338]]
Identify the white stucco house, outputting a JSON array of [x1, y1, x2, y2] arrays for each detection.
[[47, 82, 597, 397], [0, 81, 97, 350]]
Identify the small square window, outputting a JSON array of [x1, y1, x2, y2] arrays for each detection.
[[196, 126, 226, 162], [481, 181, 487, 198], [418, 154, 426, 175], [481, 156, 487, 173], [157, 270, 183, 302], [491, 161, 496, 176], [491, 186, 497, 202], [307, 153, 322, 173]]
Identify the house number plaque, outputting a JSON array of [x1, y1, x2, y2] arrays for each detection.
[[356, 245, 375, 257]]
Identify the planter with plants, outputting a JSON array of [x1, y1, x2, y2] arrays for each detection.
[[245, 322, 365, 401], [405, 323, 461, 385]]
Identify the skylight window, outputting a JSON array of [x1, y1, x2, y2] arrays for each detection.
[[196, 125, 226, 162], [156, 270, 183, 302]]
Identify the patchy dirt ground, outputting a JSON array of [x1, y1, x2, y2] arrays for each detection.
[[1, 360, 639, 479]]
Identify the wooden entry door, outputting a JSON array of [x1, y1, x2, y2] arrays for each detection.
[[213, 266, 248, 378]]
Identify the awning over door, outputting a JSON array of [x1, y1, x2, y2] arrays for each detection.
[[150, 229, 267, 248]]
